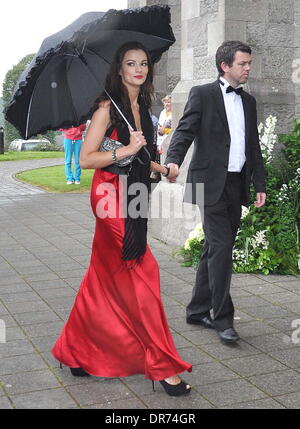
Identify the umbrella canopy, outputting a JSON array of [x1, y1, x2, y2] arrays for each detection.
[[4, 5, 175, 139]]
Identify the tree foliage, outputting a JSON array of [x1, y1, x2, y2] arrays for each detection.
[[2, 54, 60, 149], [2, 54, 35, 148]]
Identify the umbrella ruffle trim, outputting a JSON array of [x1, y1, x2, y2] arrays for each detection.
[[71, 5, 174, 46], [4, 4, 175, 138]]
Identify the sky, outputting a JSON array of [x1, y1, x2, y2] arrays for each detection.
[[0, 0, 127, 96]]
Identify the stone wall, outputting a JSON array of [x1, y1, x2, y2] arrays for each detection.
[[128, 0, 181, 118], [128, 0, 299, 133], [293, 0, 300, 118], [171, 0, 297, 134], [127, 0, 299, 246], [230, 0, 297, 135]]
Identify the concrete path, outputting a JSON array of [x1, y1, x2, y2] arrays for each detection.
[[0, 159, 64, 196], [0, 159, 299, 409]]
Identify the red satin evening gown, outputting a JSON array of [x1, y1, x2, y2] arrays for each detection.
[[52, 165, 192, 380]]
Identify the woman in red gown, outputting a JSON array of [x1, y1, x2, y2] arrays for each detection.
[[52, 42, 192, 396]]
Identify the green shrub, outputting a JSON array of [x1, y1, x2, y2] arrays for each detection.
[[35, 142, 63, 152], [279, 117, 300, 172], [180, 115, 300, 275]]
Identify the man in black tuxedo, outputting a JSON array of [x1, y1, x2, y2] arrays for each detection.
[[165, 41, 266, 343]]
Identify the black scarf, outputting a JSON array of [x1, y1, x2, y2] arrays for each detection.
[[105, 96, 156, 261]]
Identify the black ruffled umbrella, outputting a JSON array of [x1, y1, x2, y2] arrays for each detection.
[[4, 5, 175, 139]]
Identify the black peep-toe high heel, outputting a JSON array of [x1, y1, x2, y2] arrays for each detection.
[[152, 379, 191, 397], [59, 363, 90, 377]]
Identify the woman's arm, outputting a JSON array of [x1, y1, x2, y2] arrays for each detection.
[[80, 101, 146, 170], [150, 161, 170, 177]]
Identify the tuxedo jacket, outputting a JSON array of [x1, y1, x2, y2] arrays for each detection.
[[165, 80, 266, 207]]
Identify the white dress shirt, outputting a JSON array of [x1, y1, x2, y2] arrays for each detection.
[[219, 77, 246, 172]]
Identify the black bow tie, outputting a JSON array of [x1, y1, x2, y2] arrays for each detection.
[[226, 85, 243, 95]]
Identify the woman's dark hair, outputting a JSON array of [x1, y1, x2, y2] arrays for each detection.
[[93, 41, 154, 128], [216, 41, 252, 76]]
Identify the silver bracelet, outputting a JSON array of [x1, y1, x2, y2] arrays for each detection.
[[112, 148, 117, 163]]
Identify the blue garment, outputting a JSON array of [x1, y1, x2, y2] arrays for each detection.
[[64, 138, 82, 182]]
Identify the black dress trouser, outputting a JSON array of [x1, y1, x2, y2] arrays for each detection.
[[186, 172, 243, 331]]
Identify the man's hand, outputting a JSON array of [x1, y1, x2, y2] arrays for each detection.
[[254, 192, 266, 208], [166, 163, 179, 183]]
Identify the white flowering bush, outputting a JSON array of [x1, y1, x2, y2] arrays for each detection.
[[184, 223, 205, 250], [274, 167, 300, 271], [258, 115, 277, 164], [277, 168, 300, 205], [180, 116, 300, 275], [233, 227, 280, 274], [233, 230, 270, 270], [241, 205, 250, 219], [179, 223, 205, 267]]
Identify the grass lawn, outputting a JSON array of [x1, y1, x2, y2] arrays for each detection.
[[16, 165, 94, 193], [0, 151, 64, 161]]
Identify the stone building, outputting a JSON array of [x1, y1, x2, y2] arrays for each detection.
[[128, 0, 300, 246]]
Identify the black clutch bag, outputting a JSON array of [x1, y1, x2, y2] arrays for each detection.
[[99, 136, 135, 167], [99, 136, 152, 176], [98, 94, 151, 173]]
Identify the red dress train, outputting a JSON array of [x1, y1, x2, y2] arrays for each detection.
[[52, 168, 192, 380]]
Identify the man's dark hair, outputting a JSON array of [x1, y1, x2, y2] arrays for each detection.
[[216, 41, 252, 76]]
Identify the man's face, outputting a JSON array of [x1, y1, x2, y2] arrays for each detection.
[[221, 51, 252, 86]]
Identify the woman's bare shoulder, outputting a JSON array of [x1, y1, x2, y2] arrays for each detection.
[[97, 99, 111, 110], [87, 100, 111, 135], [91, 100, 111, 122]]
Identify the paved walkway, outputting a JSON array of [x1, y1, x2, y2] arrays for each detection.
[[0, 159, 299, 409], [0, 159, 64, 196]]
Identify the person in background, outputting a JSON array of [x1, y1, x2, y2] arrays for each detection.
[[60, 124, 86, 184], [165, 41, 266, 344], [157, 95, 172, 154], [151, 113, 159, 146], [52, 42, 192, 397], [150, 113, 161, 183]]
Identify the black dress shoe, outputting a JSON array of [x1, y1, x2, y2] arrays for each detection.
[[186, 315, 214, 329], [217, 327, 240, 343]]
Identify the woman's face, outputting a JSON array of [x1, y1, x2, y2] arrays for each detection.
[[164, 99, 172, 111], [119, 49, 149, 88]]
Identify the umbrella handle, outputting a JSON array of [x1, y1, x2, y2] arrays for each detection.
[[104, 90, 134, 132], [104, 91, 151, 164]]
